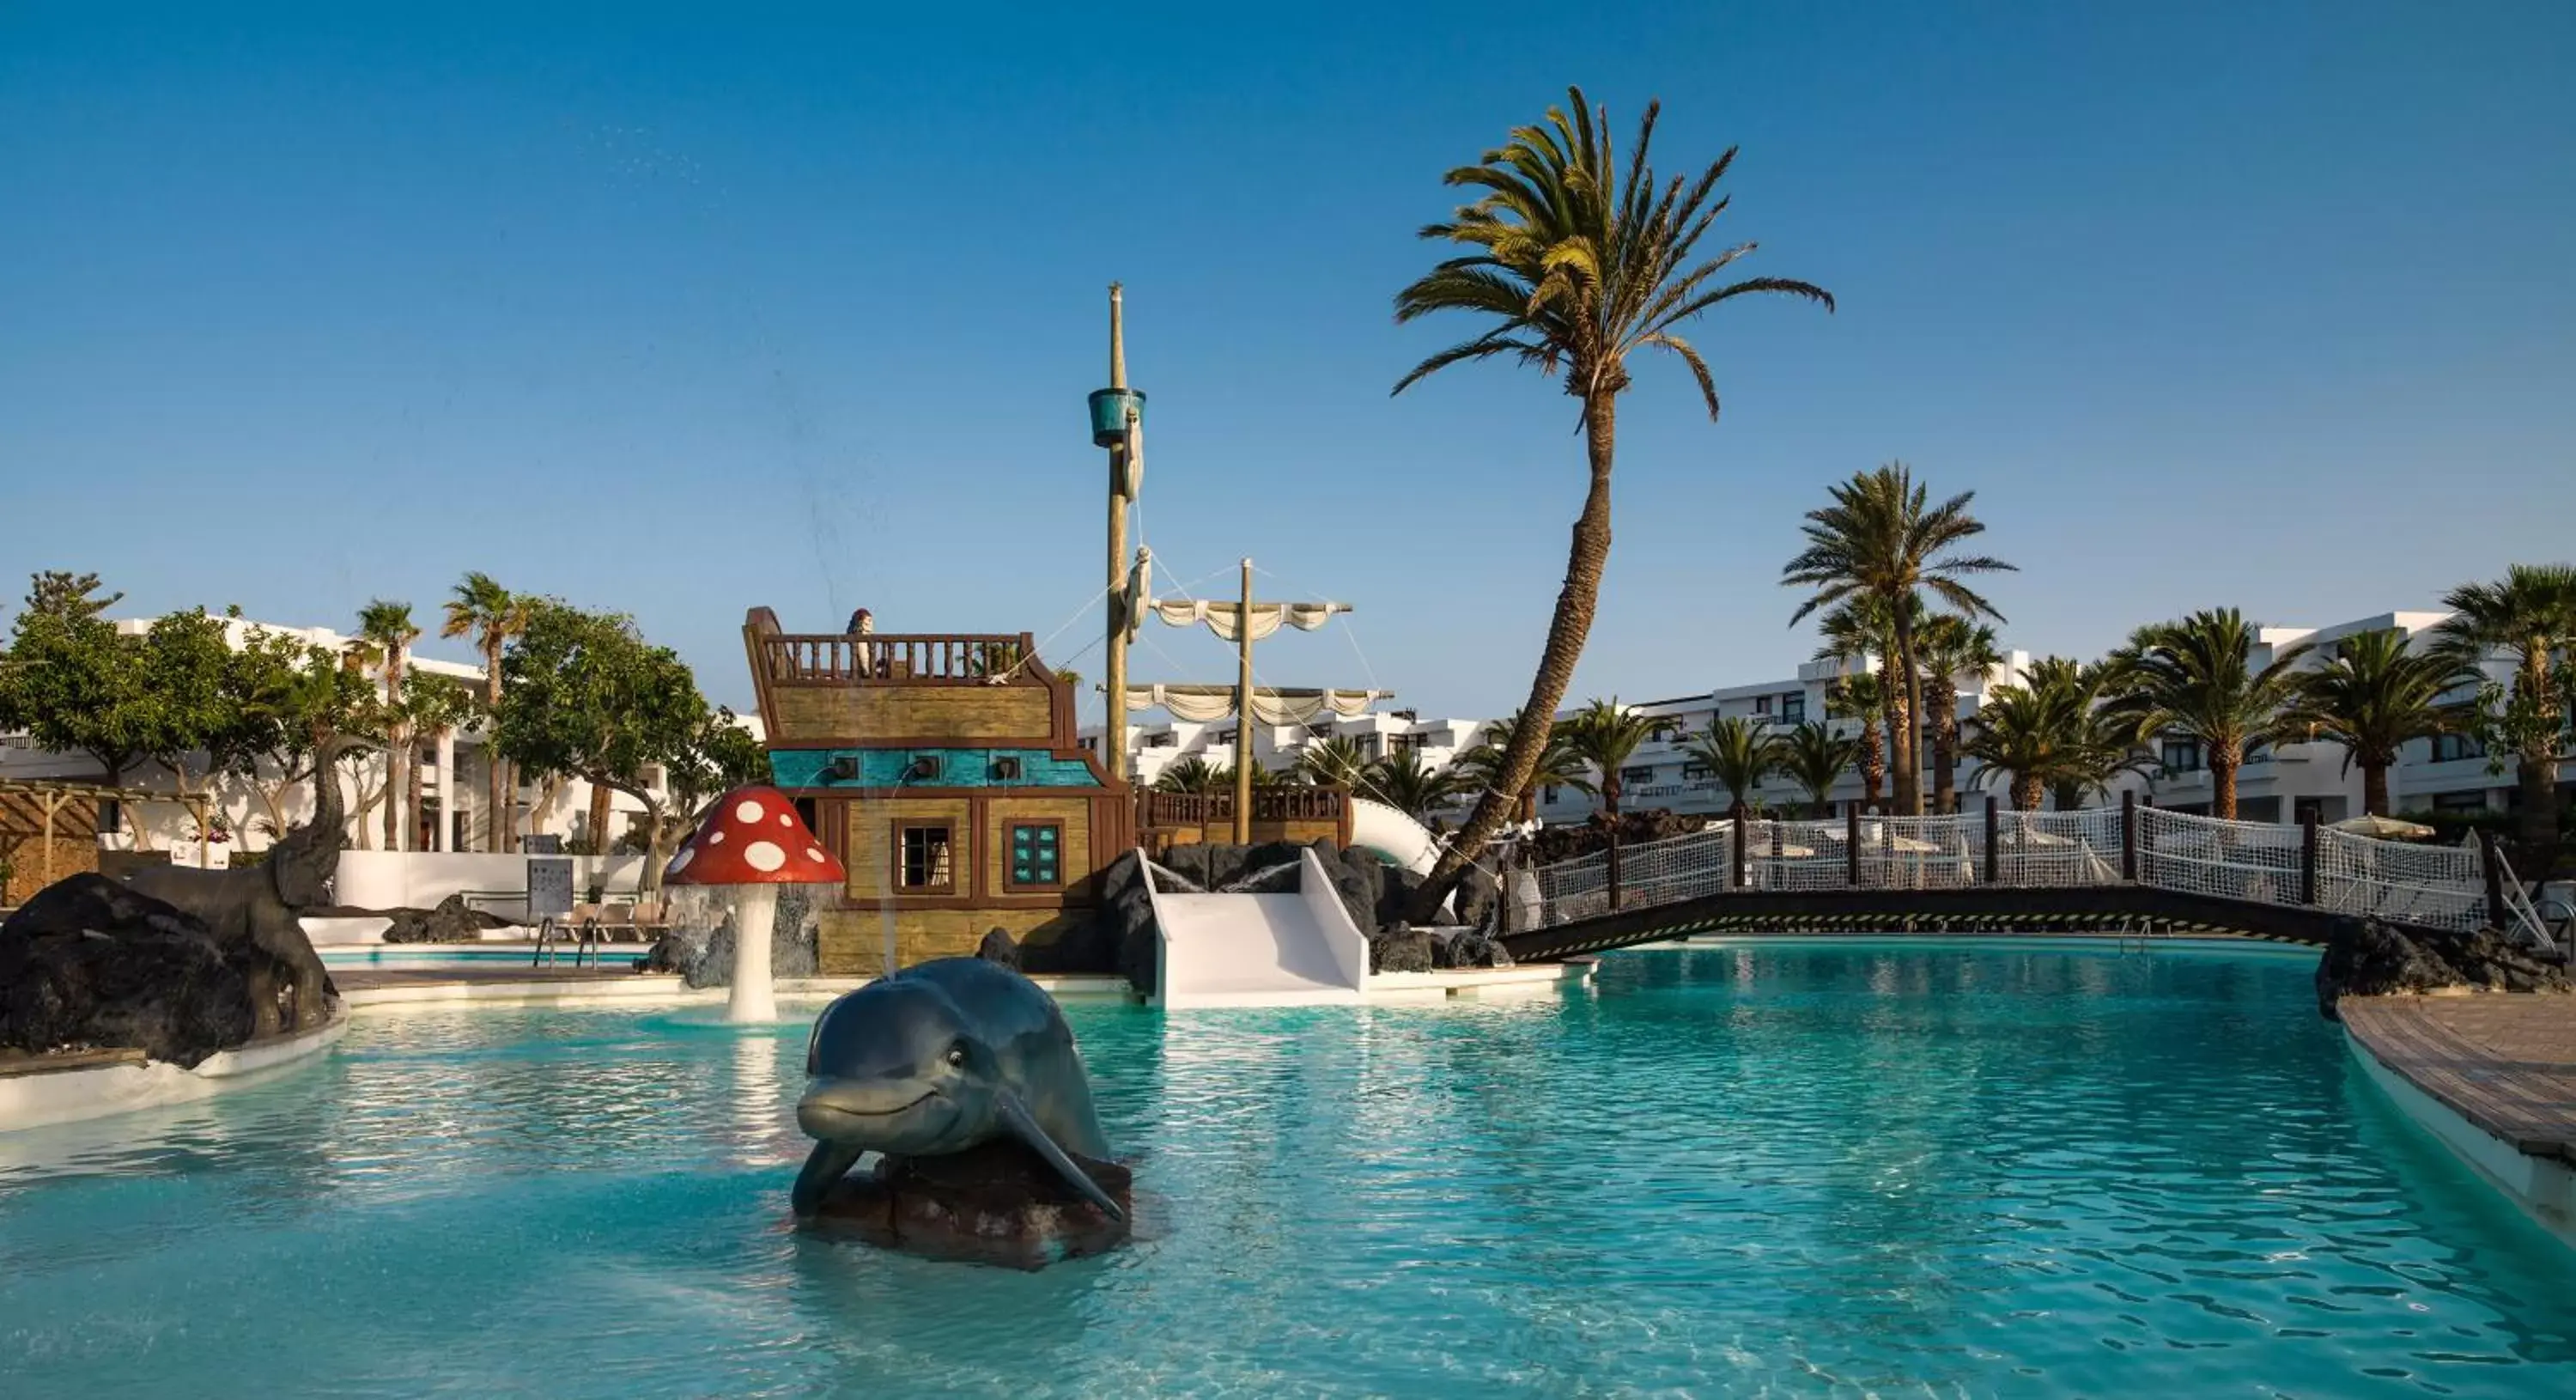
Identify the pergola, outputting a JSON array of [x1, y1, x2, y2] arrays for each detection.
[[0, 778, 220, 891]]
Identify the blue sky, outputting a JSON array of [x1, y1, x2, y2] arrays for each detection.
[[3, 3, 2570, 719]]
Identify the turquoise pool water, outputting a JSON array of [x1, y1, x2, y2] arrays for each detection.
[[319, 945, 642, 969], [3, 940, 2573, 1397]]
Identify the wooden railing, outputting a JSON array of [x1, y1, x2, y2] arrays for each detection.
[[1138, 787, 1351, 830], [760, 632, 1036, 685]]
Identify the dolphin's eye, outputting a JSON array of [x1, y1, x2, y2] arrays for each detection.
[[944, 1042, 969, 1068]]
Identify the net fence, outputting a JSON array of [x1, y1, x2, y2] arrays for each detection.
[[1518, 803, 2498, 935]]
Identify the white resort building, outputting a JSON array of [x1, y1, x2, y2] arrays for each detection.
[[1095, 606, 2562, 831]]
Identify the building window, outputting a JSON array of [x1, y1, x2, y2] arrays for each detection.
[[896, 824, 955, 892], [1077, 735, 1098, 752], [1306, 723, 1334, 740], [1006, 822, 1063, 889], [2432, 790, 2487, 814], [2160, 737, 2203, 775], [1681, 763, 1712, 781], [1619, 765, 1656, 785], [1781, 693, 1806, 725], [1145, 731, 1177, 749], [2431, 733, 2486, 763], [1389, 733, 1419, 754], [1753, 695, 1771, 715], [1541, 786, 1561, 803], [1214, 728, 1238, 746]]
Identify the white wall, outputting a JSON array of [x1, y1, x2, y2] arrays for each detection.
[[334, 851, 653, 915]]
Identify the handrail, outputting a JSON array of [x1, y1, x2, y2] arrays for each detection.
[[760, 631, 1038, 685]]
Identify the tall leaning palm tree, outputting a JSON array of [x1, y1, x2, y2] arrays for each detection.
[[440, 572, 530, 852], [1684, 715, 1782, 815], [1776, 721, 1858, 818], [1783, 465, 2014, 816], [2299, 628, 2477, 818], [2104, 608, 2311, 820], [1558, 697, 1667, 817], [1392, 86, 1832, 921], [356, 600, 420, 851], [1917, 613, 2004, 815], [2434, 563, 2576, 849]]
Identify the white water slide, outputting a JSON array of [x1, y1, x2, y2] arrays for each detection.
[[1147, 848, 1370, 1008]]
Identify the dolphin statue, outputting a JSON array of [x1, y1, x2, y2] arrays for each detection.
[[791, 957, 1123, 1221]]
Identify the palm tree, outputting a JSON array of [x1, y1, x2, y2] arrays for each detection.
[[1558, 697, 1668, 817], [1783, 465, 2014, 816], [1776, 721, 1857, 818], [1917, 614, 2004, 814], [1298, 733, 1374, 788], [2299, 628, 2478, 818], [1683, 715, 1781, 814], [1451, 709, 1586, 820], [2434, 564, 2576, 849], [1814, 595, 1913, 813], [1392, 86, 1832, 921], [1960, 666, 2095, 812], [356, 600, 420, 851], [1367, 747, 1469, 820], [2104, 609, 2312, 819], [440, 573, 529, 852], [1824, 670, 1886, 812], [2017, 656, 2150, 812], [1153, 756, 1224, 794]]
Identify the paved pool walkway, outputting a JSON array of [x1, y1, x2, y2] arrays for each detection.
[[2341, 995, 2576, 1166]]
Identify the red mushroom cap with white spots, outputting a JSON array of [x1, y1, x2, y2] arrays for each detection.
[[664, 785, 847, 886]]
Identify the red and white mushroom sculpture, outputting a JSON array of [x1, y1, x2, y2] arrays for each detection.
[[665, 785, 846, 1023]]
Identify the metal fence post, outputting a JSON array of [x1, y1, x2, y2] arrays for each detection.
[[2300, 812, 2319, 906], [1984, 795, 2001, 886], [1607, 828, 1623, 913], [2480, 830, 2507, 930], [2121, 791, 2139, 883], [1846, 802, 1862, 886], [1498, 843, 1516, 937]]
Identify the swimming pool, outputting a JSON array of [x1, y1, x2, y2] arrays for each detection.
[[3, 940, 2571, 1397], [319, 945, 647, 970]]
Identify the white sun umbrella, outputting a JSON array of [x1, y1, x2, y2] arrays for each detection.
[[2331, 813, 2434, 841]]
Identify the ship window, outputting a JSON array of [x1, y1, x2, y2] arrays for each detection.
[[1006, 822, 1063, 889], [896, 824, 954, 892]]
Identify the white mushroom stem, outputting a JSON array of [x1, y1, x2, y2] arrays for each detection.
[[726, 884, 780, 1024]]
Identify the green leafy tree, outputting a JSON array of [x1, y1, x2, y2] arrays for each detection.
[[1683, 715, 1782, 815], [1391, 85, 1832, 921], [2104, 609, 2312, 819], [1917, 614, 2003, 814], [1776, 721, 1858, 817], [0, 571, 153, 784], [1450, 709, 1586, 821], [222, 626, 380, 842], [356, 600, 421, 849], [2434, 564, 2576, 849], [493, 600, 746, 895], [441, 572, 531, 852], [1298, 733, 1374, 788], [137, 609, 253, 847], [1824, 670, 1887, 811], [1558, 697, 1667, 817], [1366, 746, 1469, 820], [1782, 464, 2014, 815], [2298, 628, 2479, 818]]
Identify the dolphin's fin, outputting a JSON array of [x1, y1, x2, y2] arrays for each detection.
[[999, 1093, 1126, 1222], [791, 1141, 866, 1216]]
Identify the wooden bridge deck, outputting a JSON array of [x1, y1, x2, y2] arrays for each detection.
[[1502, 882, 2373, 963], [2342, 996, 2576, 1166]]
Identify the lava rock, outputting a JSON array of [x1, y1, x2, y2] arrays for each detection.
[[976, 927, 1022, 970], [0, 874, 259, 1067], [1090, 852, 1159, 995], [1523, 808, 1711, 865], [1370, 922, 1436, 974], [1429, 925, 1515, 970], [806, 1137, 1133, 1270], [2316, 916, 2573, 1020], [380, 893, 495, 945], [679, 886, 821, 989], [638, 934, 689, 974]]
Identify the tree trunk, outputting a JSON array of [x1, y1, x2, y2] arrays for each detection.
[[1602, 772, 1621, 819], [2362, 762, 2391, 818], [2014, 775, 2043, 812], [1891, 602, 1923, 816], [485, 640, 508, 853], [2050, 779, 2081, 813], [2514, 649, 2560, 850], [1406, 393, 1619, 922], [380, 645, 406, 851], [1928, 673, 1959, 815], [587, 782, 615, 855], [1857, 725, 1885, 810], [2213, 755, 2239, 820], [1876, 655, 1906, 814]]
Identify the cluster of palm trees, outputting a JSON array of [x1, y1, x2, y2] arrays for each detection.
[[345, 572, 536, 852], [1148, 733, 1478, 822]]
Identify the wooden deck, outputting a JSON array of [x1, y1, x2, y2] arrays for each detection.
[[2341, 995, 2576, 1166]]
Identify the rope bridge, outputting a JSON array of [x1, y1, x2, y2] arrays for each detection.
[[1505, 800, 2530, 961]]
